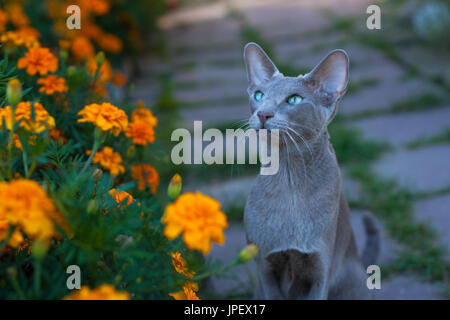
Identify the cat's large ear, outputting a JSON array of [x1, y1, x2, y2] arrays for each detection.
[[305, 49, 349, 97], [244, 42, 280, 86]]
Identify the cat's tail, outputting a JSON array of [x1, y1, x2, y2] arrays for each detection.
[[361, 212, 380, 267]]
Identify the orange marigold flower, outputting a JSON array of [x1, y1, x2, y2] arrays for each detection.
[[0, 179, 66, 246], [5, 4, 29, 28], [109, 189, 134, 207], [77, 102, 128, 136], [131, 102, 158, 128], [79, 0, 110, 16], [87, 57, 112, 83], [91, 147, 125, 176], [0, 9, 8, 32], [0, 102, 55, 134], [17, 47, 58, 76], [125, 121, 155, 146], [98, 33, 122, 53], [37, 75, 68, 95], [71, 36, 94, 60], [112, 72, 127, 87], [162, 192, 228, 254], [169, 282, 200, 300], [64, 284, 130, 300], [130, 164, 159, 193], [170, 251, 195, 278], [82, 22, 103, 39], [49, 128, 67, 145]]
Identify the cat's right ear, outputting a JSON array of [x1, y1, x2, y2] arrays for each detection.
[[244, 42, 280, 86]]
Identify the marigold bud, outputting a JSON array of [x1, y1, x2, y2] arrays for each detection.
[[136, 100, 145, 110], [60, 50, 68, 61], [32, 240, 48, 259], [67, 66, 77, 77], [96, 51, 105, 66], [238, 244, 259, 263], [6, 78, 22, 106], [6, 267, 17, 279], [92, 168, 103, 181], [87, 199, 98, 214], [167, 174, 182, 200], [127, 145, 136, 159]]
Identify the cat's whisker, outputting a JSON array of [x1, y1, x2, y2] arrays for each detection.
[[284, 130, 308, 188], [284, 126, 314, 161]]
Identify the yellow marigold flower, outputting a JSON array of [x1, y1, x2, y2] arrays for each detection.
[[108, 189, 134, 207], [86, 56, 112, 83], [125, 121, 155, 146], [130, 164, 159, 193], [98, 33, 122, 53], [131, 102, 158, 127], [162, 192, 228, 254], [170, 251, 195, 278], [17, 47, 58, 76], [64, 284, 130, 300], [0, 179, 65, 246], [90, 147, 125, 176], [0, 28, 40, 48], [0, 102, 55, 134], [169, 282, 200, 300], [77, 102, 128, 136], [71, 36, 94, 60], [37, 75, 68, 95]]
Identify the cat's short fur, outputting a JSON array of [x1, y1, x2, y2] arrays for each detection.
[[243, 43, 380, 300]]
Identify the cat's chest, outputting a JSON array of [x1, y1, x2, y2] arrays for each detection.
[[244, 178, 337, 255]]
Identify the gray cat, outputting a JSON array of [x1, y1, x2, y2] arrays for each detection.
[[243, 43, 379, 300]]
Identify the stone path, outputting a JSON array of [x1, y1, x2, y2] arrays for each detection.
[[134, 0, 450, 299]]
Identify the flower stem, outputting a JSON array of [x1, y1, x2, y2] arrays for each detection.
[[9, 277, 26, 300], [33, 258, 42, 298], [80, 128, 103, 175], [193, 259, 240, 282]]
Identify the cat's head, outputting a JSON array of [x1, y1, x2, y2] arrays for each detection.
[[243, 42, 349, 143]]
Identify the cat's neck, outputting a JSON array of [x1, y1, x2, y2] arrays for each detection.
[[268, 130, 339, 190]]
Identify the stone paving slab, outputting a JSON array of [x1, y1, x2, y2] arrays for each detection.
[[175, 80, 247, 104], [374, 144, 450, 193], [180, 102, 249, 128], [373, 275, 444, 300], [165, 18, 241, 51], [174, 66, 246, 87], [238, 1, 330, 40], [414, 194, 450, 257], [351, 107, 450, 148], [340, 78, 441, 115]]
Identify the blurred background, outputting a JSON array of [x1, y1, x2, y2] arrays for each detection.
[[140, 0, 450, 299]]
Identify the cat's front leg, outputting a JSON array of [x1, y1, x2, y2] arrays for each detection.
[[256, 259, 285, 299]]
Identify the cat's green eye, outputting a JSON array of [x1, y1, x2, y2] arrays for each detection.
[[254, 91, 264, 102], [287, 95, 303, 105]]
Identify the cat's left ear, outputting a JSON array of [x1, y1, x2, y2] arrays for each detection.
[[244, 42, 280, 86], [305, 49, 349, 101]]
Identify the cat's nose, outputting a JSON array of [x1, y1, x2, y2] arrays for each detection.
[[257, 111, 274, 126]]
